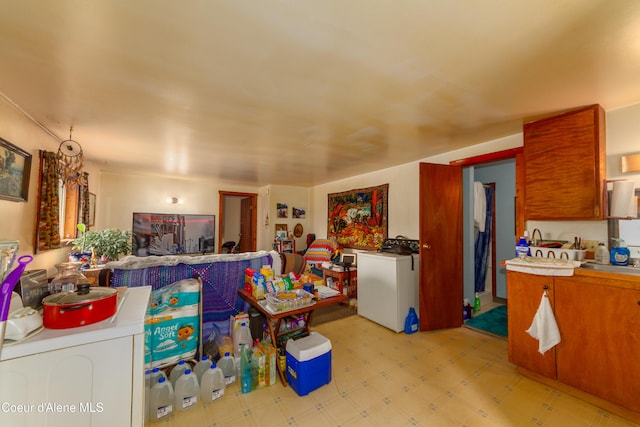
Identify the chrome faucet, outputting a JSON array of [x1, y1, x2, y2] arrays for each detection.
[[531, 228, 542, 247]]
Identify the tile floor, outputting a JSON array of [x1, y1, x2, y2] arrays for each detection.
[[152, 307, 638, 427]]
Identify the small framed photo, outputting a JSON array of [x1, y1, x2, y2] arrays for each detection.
[[275, 223, 288, 239], [277, 203, 288, 218], [0, 137, 32, 202]]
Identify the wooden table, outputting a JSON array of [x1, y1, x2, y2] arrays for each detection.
[[237, 289, 347, 385], [321, 267, 358, 298]]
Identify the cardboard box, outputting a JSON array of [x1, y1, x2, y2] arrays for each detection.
[[251, 347, 267, 389], [258, 341, 277, 386], [286, 332, 332, 396]]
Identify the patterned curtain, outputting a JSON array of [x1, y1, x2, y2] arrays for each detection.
[[78, 172, 90, 226], [36, 151, 61, 252]]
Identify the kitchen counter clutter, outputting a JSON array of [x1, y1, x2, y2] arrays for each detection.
[[0, 286, 150, 427], [507, 268, 640, 423], [1, 286, 150, 361]]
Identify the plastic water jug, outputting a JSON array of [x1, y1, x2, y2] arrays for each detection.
[[174, 369, 199, 412], [200, 363, 225, 404], [218, 352, 236, 385], [233, 322, 253, 358], [240, 344, 252, 394], [149, 376, 174, 422], [404, 307, 419, 334], [150, 367, 167, 386], [194, 355, 213, 382], [170, 360, 191, 387]]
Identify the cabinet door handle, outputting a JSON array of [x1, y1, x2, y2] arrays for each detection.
[[543, 285, 549, 290], [422, 243, 431, 250]]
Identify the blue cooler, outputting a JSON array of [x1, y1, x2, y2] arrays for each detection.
[[286, 332, 332, 396]]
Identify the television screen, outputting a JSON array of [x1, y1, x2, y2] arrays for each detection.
[[132, 213, 215, 256]]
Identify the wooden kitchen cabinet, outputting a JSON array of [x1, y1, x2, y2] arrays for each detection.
[[506, 271, 557, 378], [554, 275, 640, 413], [523, 104, 606, 220]]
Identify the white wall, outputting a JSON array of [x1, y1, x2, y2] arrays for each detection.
[[268, 185, 311, 251], [97, 171, 267, 252], [310, 134, 522, 241], [0, 96, 103, 275]]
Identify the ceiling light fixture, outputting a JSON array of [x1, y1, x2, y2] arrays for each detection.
[[57, 126, 86, 184]]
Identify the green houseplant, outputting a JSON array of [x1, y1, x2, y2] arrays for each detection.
[[72, 227, 132, 262]]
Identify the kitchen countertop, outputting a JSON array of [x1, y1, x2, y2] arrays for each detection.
[[573, 265, 640, 289], [0, 286, 150, 362]]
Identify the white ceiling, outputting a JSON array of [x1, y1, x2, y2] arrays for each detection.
[[2, 0, 640, 186]]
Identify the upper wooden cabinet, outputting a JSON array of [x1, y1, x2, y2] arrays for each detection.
[[523, 104, 606, 220]]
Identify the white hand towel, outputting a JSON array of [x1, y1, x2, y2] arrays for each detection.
[[526, 291, 561, 354], [473, 182, 486, 232]]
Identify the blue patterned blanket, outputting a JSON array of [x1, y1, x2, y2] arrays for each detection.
[[109, 252, 272, 337]]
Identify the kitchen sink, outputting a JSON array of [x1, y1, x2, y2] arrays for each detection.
[[579, 262, 640, 275]]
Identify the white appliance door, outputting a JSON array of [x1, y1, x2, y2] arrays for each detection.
[[358, 252, 420, 332]]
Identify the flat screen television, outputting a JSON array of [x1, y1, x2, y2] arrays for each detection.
[[132, 213, 215, 256]]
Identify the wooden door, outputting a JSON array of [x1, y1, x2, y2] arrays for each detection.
[[239, 196, 255, 252], [418, 162, 463, 330]]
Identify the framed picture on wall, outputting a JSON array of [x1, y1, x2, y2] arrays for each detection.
[[0, 137, 32, 202], [277, 203, 288, 218], [275, 223, 288, 239]]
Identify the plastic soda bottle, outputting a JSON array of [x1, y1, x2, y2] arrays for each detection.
[[149, 376, 174, 422], [219, 351, 236, 385], [200, 363, 225, 404], [174, 369, 199, 412], [240, 344, 252, 394]]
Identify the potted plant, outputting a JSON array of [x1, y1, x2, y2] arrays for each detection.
[[71, 227, 132, 263], [69, 223, 94, 266], [95, 228, 132, 262]]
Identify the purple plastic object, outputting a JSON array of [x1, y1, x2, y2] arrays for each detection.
[[0, 255, 33, 322]]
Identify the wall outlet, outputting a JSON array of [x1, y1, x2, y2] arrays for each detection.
[[582, 240, 599, 252]]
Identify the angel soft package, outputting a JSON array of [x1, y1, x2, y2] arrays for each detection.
[[147, 278, 201, 315], [144, 279, 201, 367]]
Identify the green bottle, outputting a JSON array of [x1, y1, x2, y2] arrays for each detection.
[[473, 292, 480, 313]]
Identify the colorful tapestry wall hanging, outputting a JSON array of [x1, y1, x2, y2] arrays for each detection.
[[327, 184, 388, 250]]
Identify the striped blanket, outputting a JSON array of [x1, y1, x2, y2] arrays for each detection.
[[303, 239, 338, 265]]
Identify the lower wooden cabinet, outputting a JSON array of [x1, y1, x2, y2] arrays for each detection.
[[507, 270, 640, 415], [506, 271, 557, 378], [555, 275, 640, 413]]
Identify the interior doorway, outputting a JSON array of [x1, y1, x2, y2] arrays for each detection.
[[419, 148, 523, 331], [218, 191, 258, 253]]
